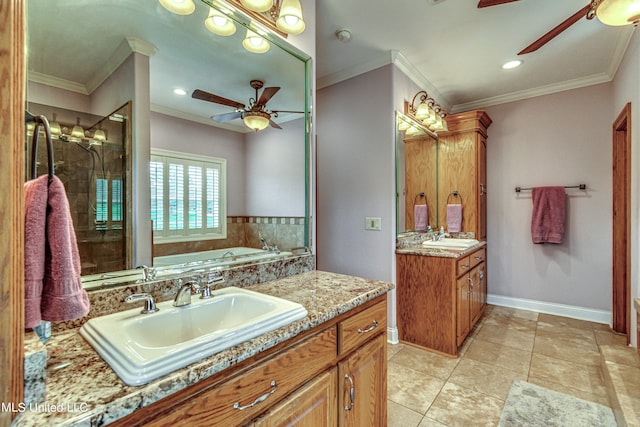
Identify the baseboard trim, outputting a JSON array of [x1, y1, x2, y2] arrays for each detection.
[[387, 326, 399, 345], [487, 294, 612, 325]]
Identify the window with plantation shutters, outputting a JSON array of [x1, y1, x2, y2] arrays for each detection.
[[150, 149, 227, 242], [95, 176, 123, 231]]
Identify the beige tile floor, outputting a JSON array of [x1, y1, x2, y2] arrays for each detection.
[[387, 304, 629, 426]]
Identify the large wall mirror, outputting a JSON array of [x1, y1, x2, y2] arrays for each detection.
[[395, 111, 438, 235], [26, 0, 312, 289]]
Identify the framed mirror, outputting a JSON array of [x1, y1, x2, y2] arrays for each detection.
[[26, 0, 312, 289], [395, 111, 438, 235]]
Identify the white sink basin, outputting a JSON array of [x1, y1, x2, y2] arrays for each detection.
[[80, 287, 308, 386], [421, 238, 480, 249]]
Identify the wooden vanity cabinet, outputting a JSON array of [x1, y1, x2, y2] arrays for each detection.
[[397, 246, 487, 356], [438, 110, 491, 240], [112, 296, 387, 427]]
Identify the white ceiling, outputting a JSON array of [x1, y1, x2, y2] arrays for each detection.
[[315, 0, 636, 113], [27, 0, 637, 123]]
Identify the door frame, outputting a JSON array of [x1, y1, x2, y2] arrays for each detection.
[[612, 102, 631, 341]]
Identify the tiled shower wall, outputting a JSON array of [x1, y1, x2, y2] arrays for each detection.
[[27, 102, 128, 276], [153, 216, 307, 257]]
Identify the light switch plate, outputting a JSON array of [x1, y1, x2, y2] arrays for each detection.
[[365, 217, 382, 231]]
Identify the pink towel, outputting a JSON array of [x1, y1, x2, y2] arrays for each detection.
[[24, 176, 90, 328], [447, 204, 462, 232], [414, 204, 428, 230], [24, 176, 49, 328], [531, 186, 566, 244]]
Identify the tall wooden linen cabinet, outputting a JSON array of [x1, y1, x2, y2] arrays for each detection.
[[437, 110, 491, 240]]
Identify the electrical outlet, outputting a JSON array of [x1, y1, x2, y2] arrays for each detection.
[[365, 217, 382, 231]]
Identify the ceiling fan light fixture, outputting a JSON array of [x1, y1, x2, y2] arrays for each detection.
[[276, 0, 305, 34], [240, 0, 273, 13], [595, 0, 640, 26], [242, 29, 270, 53], [205, 8, 236, 36], [243, 110, 270, 131], [158, 0, 195, 15]]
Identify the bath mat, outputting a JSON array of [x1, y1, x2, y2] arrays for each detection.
[[498, 380, 616, 427]]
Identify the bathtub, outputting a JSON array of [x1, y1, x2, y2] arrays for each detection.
[[153, 247, 292, 268], [81, 247, 293, 289]]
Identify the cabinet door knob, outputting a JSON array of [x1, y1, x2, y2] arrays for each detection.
[[344, 374, 355, 411], [357, 319, 378, 334], [480, 184, 486, 196], [233, 380, 278, 411]]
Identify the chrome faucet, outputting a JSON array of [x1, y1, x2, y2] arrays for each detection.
[[173, 274, 224, 307], [125, 293, 159, 314], [136, 265, 157, 282], [173, 280, 199, 307], [259, 234, 280, 254]]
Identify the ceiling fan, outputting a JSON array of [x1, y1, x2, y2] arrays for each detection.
[[192, 80, 303, 131], [477, 0, 640, 55]]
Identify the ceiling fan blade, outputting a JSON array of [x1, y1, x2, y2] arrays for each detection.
[[271, 110, 304, 114], [211, 111, 243, 123], [192, 89, 245, 109], [257, 87, 280, 106], [477, 0, 518, 8], [269, 119, 282, 130], [518, 4, 590, 55]]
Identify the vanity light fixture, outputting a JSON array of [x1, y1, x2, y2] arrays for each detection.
[[502, 59, 523, 70], [158, 0, 195, 15], [588, 0, 640, 26], [70, 118, 86, 141], [49, 114, 62, 138], [275, 0, 305, 34], [243, 110, 271, 131], [205, 7, 237, 36], [229, 0, 306, 35], [92, 129, 107, 143], [242, 29, 270, 53], [407, 90, 448, 133], [241, 0, 273, 13]]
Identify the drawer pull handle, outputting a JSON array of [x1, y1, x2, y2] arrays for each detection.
[[357, 320, 378, 333], [233, 380, 277, 411], [460, 265, 470, 270], [474, 256, 484, 261], [344, 374, 355, 411]]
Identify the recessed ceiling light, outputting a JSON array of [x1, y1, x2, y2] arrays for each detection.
[[502, 60, 523, 70], [173, 88, 187, 96]]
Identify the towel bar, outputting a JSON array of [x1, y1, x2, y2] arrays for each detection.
[[515, 184, 586, 193]]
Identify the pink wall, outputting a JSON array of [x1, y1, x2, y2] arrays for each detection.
[[484, 83, 613, 317], [150, 111, 246, 215], [316, 65, 396, 281], [245, 117, 306, 217]]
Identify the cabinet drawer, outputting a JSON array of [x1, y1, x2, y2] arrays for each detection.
[[148, 327, 337, 427], [456, 255, 471, 277], [339, 300, 386, 355], [469, 247, 486, 269]]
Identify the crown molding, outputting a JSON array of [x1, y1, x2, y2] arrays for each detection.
[[317, 51, 395, 89], [86, 37, 157, 94], [29, 37, 157, 96], [27, 71, 88, 94], [391, 50, 451, 112], [450, 71, 613, 113]]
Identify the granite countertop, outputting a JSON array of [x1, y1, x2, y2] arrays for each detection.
[[395, 241, 487, 258], [14, 270, 394, 427]]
